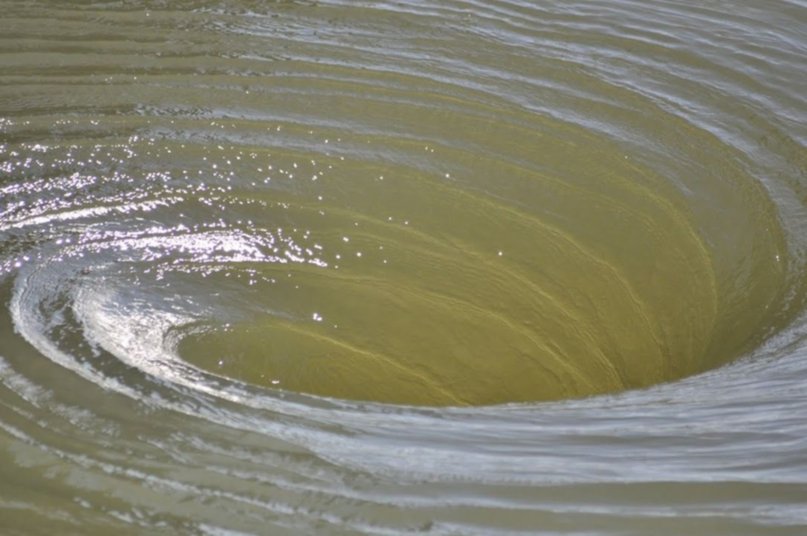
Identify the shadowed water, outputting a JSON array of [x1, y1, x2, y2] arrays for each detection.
[[1, 0, 807, 534]]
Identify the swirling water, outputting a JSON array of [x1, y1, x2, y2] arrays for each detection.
[[2, 0, 807, 534]]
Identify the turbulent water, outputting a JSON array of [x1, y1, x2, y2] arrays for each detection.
[[2, 0, 807, 534]]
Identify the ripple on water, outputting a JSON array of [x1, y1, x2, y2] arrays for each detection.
[[1, 0, 807, 534]]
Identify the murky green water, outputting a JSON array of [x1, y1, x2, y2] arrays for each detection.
[[2, 0, 807, 534]]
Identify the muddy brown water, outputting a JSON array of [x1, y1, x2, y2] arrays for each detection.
[[1, 1, 807, 534]]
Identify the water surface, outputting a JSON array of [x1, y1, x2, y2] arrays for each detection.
[[2, 0, 807, 534]]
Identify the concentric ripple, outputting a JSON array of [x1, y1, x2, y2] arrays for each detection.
[[2, 0, 807, 534]]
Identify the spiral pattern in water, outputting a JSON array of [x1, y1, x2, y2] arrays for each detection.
[[1, 1, 807, 534]]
